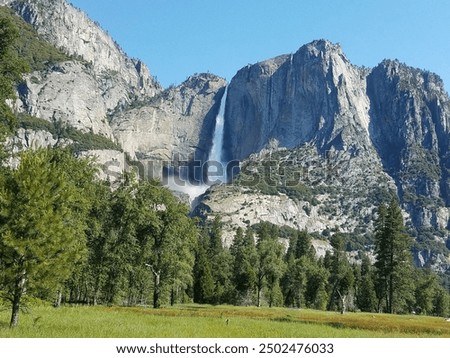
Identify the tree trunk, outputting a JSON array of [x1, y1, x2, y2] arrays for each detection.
[[153, 271, 161, 308], [53, 290, 62, 308], [337, 290, 346, 315], [10, 274, 26, 328], [388, 274, 394, 314]]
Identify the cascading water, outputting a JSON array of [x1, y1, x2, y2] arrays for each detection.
[[165, 85, 228, 206], [207, 86, 228, 185]]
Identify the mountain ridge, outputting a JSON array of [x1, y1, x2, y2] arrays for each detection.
[[1, 1, 449, 270]]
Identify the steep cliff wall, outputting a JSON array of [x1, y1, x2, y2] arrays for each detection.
[[2, 0, 161, 137], [205, 40, 450, 266], [224, 40, 372, 162], [111, 73, 226, 169]]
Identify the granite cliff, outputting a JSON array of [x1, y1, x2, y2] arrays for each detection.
[[1, 1, 449, 269], [1, 0, 160, 138], [200, 40, 450, 269]]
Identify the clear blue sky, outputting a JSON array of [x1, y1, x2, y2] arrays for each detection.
[[70, 0, 450, 89]]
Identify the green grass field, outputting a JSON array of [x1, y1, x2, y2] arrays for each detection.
[[0, 304, 449, 338]]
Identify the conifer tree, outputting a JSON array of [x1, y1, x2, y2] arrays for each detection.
[[204, 216, 233, 304], [326, 233, 354, 314], [230, 227, 258, 304], [0, 149, 95, 327], [356, 254, 377, 312], [374, 198, 414, 314], [193, 234, 215, 304], [255, 222, 285, 307], [282, 230, 316, 308], [134, 181, 197, 308]]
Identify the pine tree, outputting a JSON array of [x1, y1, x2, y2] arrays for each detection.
[[230, 227, 258, 305], [282, 230, 316, 308], [193, 234, 215, 304], [374, 198, 414, 314], [432, 286, 450, 317], [255, 222, 285, 307], [326, 233, 354, 314], [134, 181, 197, 308], [356, 254, 377, 312], [304, 259, 329, 310], [0, 149, 95, 327], [204, 216, 233, 304]]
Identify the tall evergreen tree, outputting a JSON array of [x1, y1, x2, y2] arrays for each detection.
[[304, 259, 329, 310], [0, 149, 95, 327], [193, 233, 215, 304], [326, 233, 354, 314], [374, 198, 414, 314], [204, 216, 233, 304], [414, 268, 440, 315], [134, 181, 197, 308], [230, 227, 258, 305], [355, 254, 377, 312], [432, 286, 450, 317], [255, 222, 285, 307], [282, 230, 316, 308]]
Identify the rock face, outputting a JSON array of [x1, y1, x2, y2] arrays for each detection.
[[224, 40, 373, 162], [3, 0, 161, 137], [112, 74, 226, 164], [3, 0, 228, 176], [2, 0, 230, 187], [367, 60, 450, 230], [18, 61, 117, 137], [1, 1, 449, 267], [202, 40, 450, 269]]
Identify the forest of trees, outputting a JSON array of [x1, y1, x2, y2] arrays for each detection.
[[0, 10, 449, 328]]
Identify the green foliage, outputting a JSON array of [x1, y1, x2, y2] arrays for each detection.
[[355, 254, 377, 312], [0, 7, 70, 72], [325, 233, 355, 313], [64, 178, 198, 308], [198, 217, 234, 304], [0, 11, 28, 157], [0, 148, 96, 326], [193, 235, 215, 304], [65, 126, 122, 152], [230, 227, 258, 304], [255, 222, 286, 307], [16, 113, 122, 151], [374, 199, 415, 314]]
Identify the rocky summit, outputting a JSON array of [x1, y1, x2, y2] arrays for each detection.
[[1, 1, 450, 270]]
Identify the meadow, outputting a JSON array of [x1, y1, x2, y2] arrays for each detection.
[[0, 304, 449, 338]]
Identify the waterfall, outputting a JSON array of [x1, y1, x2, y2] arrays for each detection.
[[165, 85, 228, 206], [207, 86, 228, 185]]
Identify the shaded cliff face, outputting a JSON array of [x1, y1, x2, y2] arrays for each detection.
[[367, 61, 450, 228]]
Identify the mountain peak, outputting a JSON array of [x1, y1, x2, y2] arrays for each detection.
[[297, 39, 344, 57]]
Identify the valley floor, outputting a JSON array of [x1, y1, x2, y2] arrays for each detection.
[[0, 304, 449, 338]]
